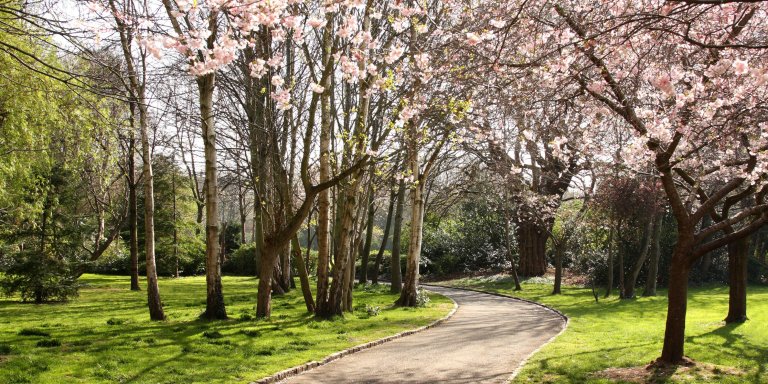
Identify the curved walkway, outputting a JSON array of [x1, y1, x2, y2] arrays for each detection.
[[281, 285, 565, 384]]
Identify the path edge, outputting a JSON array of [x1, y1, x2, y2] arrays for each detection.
[[422, 284, 570, 382], [252, 290, 459, 384]]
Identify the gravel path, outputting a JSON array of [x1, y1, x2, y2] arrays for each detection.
[[280, 285, 566, 384]]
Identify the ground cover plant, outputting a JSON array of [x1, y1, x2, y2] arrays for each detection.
[[0, 274, 453, 384], [439, 275, 768, 383]]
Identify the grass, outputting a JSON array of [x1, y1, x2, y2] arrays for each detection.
[[0, 274, 453, 384], [439, 274, 768, 383]]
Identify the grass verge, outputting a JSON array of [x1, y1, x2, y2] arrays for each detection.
[[0, 274, 452, 383], [439, 275, 768, 384]]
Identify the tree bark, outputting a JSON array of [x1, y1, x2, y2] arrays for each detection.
[[643, 214, 663, 297], [256, 247, 278, 318], [359, 178, 376, 284], [659, 243, 693, 364], [625, 215, 655, 299], [516, 222, 548, 276], [390, 179, 406, 293], [553, 246, 564, 295], [725, 235, 749, 323], [292, 236, 315, 312], [198, 73, 227, 320], [605, 222, 615, 298], [128, 118, 140, 291], [396, 144, 425, 307], [139, 102, 165, 321], [372, 189, 396, 284]]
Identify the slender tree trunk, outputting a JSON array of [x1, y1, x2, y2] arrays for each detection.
[[618, 232, 625, 299], [198, 74, 227, 320], [644, 214, 663, 297], [128, 124, 140, 291], [314, 17, 334, 317], [373, 189, 396, 284], [725, 236, 749, 323], [293, 236, 315, 312], [359, 179, 375, 284], [605, 222, 615, 298], [397, 140, 425, 306], [390, 179, 405, 293], [553, 246, 563, 295], [625, 216, 655, 299], [139, 102, 165, 321], [173, 162, 179, 278]]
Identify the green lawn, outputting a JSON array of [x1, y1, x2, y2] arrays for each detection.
[[438, 275, 768, 383], [0, 274, 453, 384]]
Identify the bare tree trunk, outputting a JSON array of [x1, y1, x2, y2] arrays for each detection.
[[359, 178, 375, 284], [643, 214, 663, 297], [659, 240, 693, 364], [139, 102, 165, 321], [725, 236, 749, 323], [373, 189, 395, 284], [292, 236, 315, 312], [625, 216, 655, 299], [553, 246, 564, 295], [128, 117, 140, 291], [390, 179, 405, 293], [516, 222, 548, 276], [397, 138, 425, 306], [198, 73, 227, 320], [605, 222, 615, 298], [314, 16, 334, 317]]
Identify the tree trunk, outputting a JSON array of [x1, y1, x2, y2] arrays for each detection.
[[314, 17, 334, 317], [396, 144, 424, 306], [605, 223, 615, 298], [256, 247, 279, 318], [292, 236, 315, 312], [359, 179, 375, 284], [198, 74, 227, 320], [516, 222, 548, 276], [128, 126, 140, 291], [725, 236, 749, 323], [659, 243, 693, 364], [390, 179, 406, 293], [625, 216, 655, 299], [553, 246, 563, 295], [373, 189, 396, 284], [139, 101, 165, 321], [643, 214, 663, 297]]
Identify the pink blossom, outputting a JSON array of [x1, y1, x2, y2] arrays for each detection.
[[310, 83, 325, 94], [733, 59, 749, 76]]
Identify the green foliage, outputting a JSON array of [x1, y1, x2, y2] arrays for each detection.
[[223, 242, 260, 276], [0, 274, 453, 383], [443, 276, 768, 383]]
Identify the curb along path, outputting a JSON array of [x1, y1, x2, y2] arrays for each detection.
[[277, 285, 566, 384]]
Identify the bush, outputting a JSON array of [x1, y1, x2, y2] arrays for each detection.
[[415, 288, 431, 307], [222, 243, 260, 276], [1, 249, 79, 303], [35, 339, 61, 348], [18, 329, 51, 337]]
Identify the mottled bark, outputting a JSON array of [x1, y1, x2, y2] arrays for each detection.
[[198, 74, 227, 320], [390, 180, 406, 293]]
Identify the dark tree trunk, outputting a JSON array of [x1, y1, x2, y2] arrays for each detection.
[[659, 243, 693, 364], [359, 181, 375, 284], [553, 247, 563, 295], [516, 222, 548, 276], [643, 214, 663, 297], [605, 223, 615, 298], [256, 248, 278, 318], [390, 180, 405, 293], [725, 236, 749, 323], [625, 216, 655, 299], [372, 189, 396, 284]]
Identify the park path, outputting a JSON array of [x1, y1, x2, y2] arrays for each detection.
[[280, 285, 565, 384]]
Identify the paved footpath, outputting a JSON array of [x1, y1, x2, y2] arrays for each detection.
[[281, 285, 565, 384]]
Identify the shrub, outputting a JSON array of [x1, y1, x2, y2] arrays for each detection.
[[18, 329, 51, 337], [415, 288, 431, 307], [35, 339, 61, 348]]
